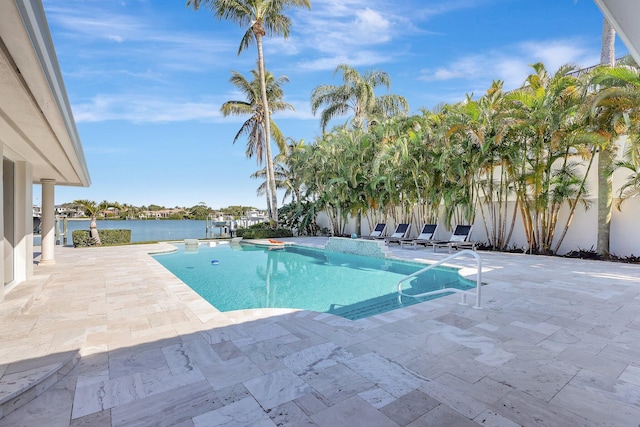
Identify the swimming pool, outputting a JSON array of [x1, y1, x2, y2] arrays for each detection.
[[153, 243, 475, 320]]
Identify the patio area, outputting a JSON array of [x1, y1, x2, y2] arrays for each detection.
[[1, 237, 640, 426]]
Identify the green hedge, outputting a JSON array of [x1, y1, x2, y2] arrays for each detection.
[[236, 227, 293, 239], [72, 229, 132, 247]]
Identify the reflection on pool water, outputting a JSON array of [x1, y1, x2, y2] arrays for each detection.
[[152, 243, 475, 320]]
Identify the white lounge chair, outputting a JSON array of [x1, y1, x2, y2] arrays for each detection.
[[384, 223, 412, 244], [399, 224, 438, 249], [361, 223, 386, 239], [431, 225, 474, 253]]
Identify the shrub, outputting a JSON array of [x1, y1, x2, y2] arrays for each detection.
[[236, 227, 293, 239], [72, 229, 132, 247]]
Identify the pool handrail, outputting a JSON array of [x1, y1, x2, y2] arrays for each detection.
[[397, 249, 482, 309]]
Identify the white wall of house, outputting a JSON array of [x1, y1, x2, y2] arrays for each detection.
[[0, 0, 90, 301]]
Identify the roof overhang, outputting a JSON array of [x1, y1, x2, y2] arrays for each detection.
[[594, 0, 640, 65], [0, 0, 90, 187]]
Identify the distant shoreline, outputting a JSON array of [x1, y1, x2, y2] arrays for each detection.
[[60, 218, 206, 221]]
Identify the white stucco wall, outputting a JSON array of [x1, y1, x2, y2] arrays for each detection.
[[314, 140, 640, 257]]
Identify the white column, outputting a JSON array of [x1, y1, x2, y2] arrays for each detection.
[[40, 179, 55, 265], [12, 161, 31, 283]]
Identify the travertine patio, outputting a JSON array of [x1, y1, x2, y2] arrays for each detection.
[[1, 237, 640, 426]]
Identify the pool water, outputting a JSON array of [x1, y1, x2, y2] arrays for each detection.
[[153, 243, 475, 320]]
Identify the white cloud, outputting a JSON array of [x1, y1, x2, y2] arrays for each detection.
[[289, 0, 398, 69], [353, 8, 391, 41], [423, 67, 469, 82], [45, 6, 144, 43], [73, 94, 222, 123], [287, 0, 485, 71], [73, 93, 316, 124], [418, 38, 600, 92], [519, 40, 599, 72], [106, 35, 125, 43], [45, 3, 238, 74], [297, 50, 391, 71]]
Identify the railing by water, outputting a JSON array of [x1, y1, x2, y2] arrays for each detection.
[[397, 250, 483, 309]]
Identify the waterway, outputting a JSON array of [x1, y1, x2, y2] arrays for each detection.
[[36, 219, 222, 244]]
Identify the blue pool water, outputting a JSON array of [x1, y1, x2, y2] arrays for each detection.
[[152, 243, 475, 320]]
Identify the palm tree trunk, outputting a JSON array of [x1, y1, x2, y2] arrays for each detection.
[[264, 171, 272, 219], [597, 17, 616, 259], [554, 147, 597, 253], [597, 145, 614, 258], [89, 216, 101, 245], [255, 30, 279, 224]]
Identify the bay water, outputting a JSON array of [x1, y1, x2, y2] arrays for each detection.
[[39, 219, 220, 244]]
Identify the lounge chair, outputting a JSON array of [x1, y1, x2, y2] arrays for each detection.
[[361, 223, 386, 239], [399, 224, 438, 249], [431, 225, 474, 253], [384, 223, 412, 244]]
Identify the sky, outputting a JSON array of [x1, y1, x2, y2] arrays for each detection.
[[38, 0, 627, 210]]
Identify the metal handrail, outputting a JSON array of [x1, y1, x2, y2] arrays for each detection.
[[397, 250, 483, 309]]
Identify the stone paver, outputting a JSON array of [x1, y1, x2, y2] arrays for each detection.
[[1, 238, 640, 426]]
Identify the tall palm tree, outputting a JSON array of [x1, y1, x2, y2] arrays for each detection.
[[311, 64, 409, 133], [221, 68, 293, 213], [596, 16, 617, 258], [187, 0, 311, 223]]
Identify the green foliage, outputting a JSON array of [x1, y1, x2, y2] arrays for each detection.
[[278, 201, 319, 236], [73, 199, 120, 218], [220, 205, 257, 218], [168, 213, 188, 220], [235, 225, 293, 239], [188, 203, 213, 220], [311, 64, 409, 133], [72, 229, 132, 247], [248, 222, 270, 229], [72, 230, 92, 247]]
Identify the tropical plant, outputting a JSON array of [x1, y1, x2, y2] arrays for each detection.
[[279, 138, 307, 207], [272, 58, 640, 255], [187, 0, 311, 224], [589, 65, 640, 210], [456, 82, 517, 250], [311, 64, 409, 133], [278, 200, 319, 235], [73, 199, 118, 245], [504, 63, 593, 254], [616, 141, 640, 208], [221, 68, 293, 214]]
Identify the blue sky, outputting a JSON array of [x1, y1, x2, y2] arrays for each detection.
[[39, 0, 626, 210]]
